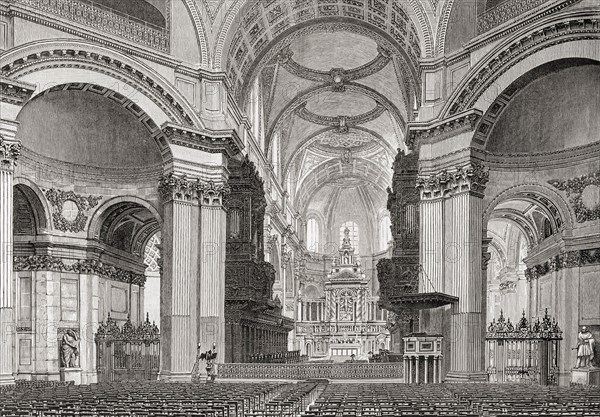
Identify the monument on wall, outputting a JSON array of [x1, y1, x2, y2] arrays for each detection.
[[571, 326, 599, 386]]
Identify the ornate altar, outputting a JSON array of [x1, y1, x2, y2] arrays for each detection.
[[403, 333, 443, 384], [296, 228, 390, 360], [486, 309, 562, 385], [224, 156, 294, 363], [95, 313, 160, 382]]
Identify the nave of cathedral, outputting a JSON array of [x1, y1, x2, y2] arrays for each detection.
[[0, 0, 600, 413]]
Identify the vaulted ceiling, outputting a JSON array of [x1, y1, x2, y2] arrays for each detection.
[[225, 0, 424, 224]]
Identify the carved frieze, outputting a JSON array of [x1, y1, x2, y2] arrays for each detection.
[[416, 162, 489, 200], [477, 0, 558, 34], [14, 0, 170, 53], [162, 125, 243, 158], [43, 188, 102, 233], [548, 172, 600, 223], [13, 255, 146, 286], [0, 135, 22, 172], [525, 247, 600, 280]]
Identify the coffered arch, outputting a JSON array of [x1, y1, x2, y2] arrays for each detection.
[[0, 39, 202, 129]]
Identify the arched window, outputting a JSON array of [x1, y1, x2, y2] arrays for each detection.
[[307, 218, 319, 252], [379, 215, 392, 251], [271, 131, 281, 178], [340, 221, 359, 250]]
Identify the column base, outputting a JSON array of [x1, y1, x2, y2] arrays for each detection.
[[445, 371, 488, 383], [158, 371, 192, 382], [59, 368, 82, 385], [0, 373, 15, 386]]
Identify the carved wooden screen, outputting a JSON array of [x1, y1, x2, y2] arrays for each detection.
[[95, 314, 160, 382], [486, 310, 562, 385]]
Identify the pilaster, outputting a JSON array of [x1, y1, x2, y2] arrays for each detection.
[[158, 173, 201, 381], [416, 158, 490, 382], [0, 123, 20, 385]]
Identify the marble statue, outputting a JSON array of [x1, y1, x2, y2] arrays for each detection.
[[60, 329, 79, 368], [575, 326, 595, 368]]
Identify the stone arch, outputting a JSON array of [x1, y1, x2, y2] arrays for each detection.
[[441, 13, 600, 120], [181, 0, 210, 67], [12, 177, 52, 233], [483, 184, 573, 233], [0, 39, 202, 130], [88, 196, 162, 243]]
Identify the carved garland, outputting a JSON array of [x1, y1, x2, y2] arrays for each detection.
[[14, 255, 146, 286], [295, 102, 387, 132], [548, 171, 600, 223], [525, 247, 600, 280], [43, 188, 102, 233]]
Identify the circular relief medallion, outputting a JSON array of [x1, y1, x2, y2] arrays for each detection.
[[61, 200, 80, 222], [581, 184, 600, 210]]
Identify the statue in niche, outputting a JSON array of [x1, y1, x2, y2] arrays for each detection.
[[60, 329, 79, 368], [575, 326, 595, 368]]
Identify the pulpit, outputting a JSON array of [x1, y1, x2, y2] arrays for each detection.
[[403, 333, 443, 383]]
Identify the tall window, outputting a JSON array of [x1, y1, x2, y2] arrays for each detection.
[[340, 221, 359, 250], [379, 215, 392, 251], [307, 218, 319, 252], [271, 131, 281, 178]]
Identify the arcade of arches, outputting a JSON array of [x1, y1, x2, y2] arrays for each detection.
[[0, 0, 599, 388]]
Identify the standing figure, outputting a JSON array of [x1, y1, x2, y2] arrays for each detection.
[[60, 330, 79, 368], [576, 326, 595, 368]]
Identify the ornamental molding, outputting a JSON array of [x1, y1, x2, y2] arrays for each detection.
[[162, 124, 243, 158], [447, 16, 600, 117], [548, 171, 600, 223], [43, 188, 102, 233], [525, 246, 600, 281], [499, 280, 517, 293], [10, 0, 170, 53], [158, 173, 230, 205], [1, 46, 194, 127], [277, 46, 393, 85], [96, 313, 159, 342], [0, 77, 35, 105], [416, 162, 489, 200], [13, 255, 146, 286], [295, 102, 386, 132], [0, 135, 22, 172], [406, 110, 482, 150]]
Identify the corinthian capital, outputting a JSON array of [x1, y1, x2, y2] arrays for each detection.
[[416, 162, 489, 200], [158, 173, 201, 203], [199, 180, 231, 206], [0, 135, 22, 172]]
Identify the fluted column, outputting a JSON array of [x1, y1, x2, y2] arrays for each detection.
[[0, 128, 21, 385], [420, 199, 444, 292], [418, 161, 489, 382], [158, 174, 201, 381], [198, 182, 229, 361]]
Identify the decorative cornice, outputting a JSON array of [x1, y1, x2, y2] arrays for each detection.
[[162, 124, 244, 158], [0, 135, 22, 172], [406, 110, 482, 150], [548, 171, 600, 223], [0, 77, 35, 105], [13, 255, 146, 286], [525, 246, 600, 281], [416, 161, 489, 200], [43, 188, 102, 233]]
